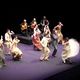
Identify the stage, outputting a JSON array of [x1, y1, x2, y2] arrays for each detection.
[[0, 43, 80, 80]]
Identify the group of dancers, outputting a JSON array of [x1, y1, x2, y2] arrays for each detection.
[[20, 16, 79, 63], [0, 29, 23, 67], [0, 16, 80, 68], [20, 16, 80, 63]]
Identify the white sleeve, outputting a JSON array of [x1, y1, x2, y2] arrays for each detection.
[[41, 37, 47, 47], [5, 33, 8, 41]]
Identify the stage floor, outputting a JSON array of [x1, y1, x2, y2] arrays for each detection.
[[0, 43, 80, 80]]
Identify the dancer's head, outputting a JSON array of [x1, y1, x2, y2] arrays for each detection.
[[33, 18, 36, 21], [7, 29, 10, 33], [15, 36, 18, 39], [59, 22, 63, 26], [43, 16, 46, 19], [64, 37, 69, 42], [24, 19, 26, 22]]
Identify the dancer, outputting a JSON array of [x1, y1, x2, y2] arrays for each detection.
[[62, 37, 71, 63], [62, 37, 80, 64], [31, 18, 37, 30], [51, 29, 58, 57], [11, 36, 23, 61], [40, 16, 49, 32], [20, 19, 28, 36], [40, 34, 50, 61], [43, 25, 51, 46], [40, 16, 49, 27], [54, 22, 63, 43], [4, 29, 14, 54], [43, 25, 51, 36], [32, 26, 42, 51], [0, 35, 6, 67]]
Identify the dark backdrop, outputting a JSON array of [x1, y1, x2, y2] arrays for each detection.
[[0, 8, 79, 41]]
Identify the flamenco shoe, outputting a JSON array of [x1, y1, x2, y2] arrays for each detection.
[[44, 58, 49, 61], [65, 59, 72, 64]]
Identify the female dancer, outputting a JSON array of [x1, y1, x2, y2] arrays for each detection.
[[32, 26, 42, 51], [54, 22, 63, 43], [40, 34, 50, 61], [62, 37, 80, 64], [0, 36, 6, 67], [11, 36, 23, 61]]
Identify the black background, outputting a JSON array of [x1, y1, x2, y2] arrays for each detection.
[[0, 5, 80, 41]]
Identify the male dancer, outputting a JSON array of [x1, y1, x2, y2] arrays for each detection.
[[4, 29, 14, 54], [20, 19, 28, 36], [51, 29, 58, 57], [40, 16, 49, 33]]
